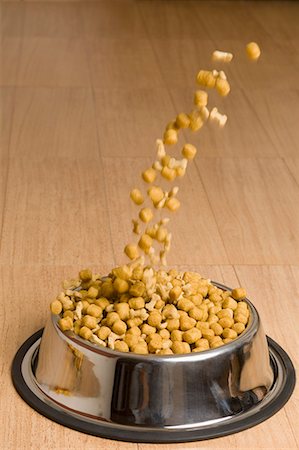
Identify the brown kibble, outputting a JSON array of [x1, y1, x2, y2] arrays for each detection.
[[182, 144, 197, 160], [50, 300, 62, 315], [176, 113, 190, 129], [79, 326, 92, 340], [124, 244, 139, 260], [86, 304, 102, 318], [79, 269, 92, 282], [114, 341, 129, 352], [130, 188, 144, 205], [142, 167, 157, 184], [165, 197, 180, 212], [169, 286, 182, 302], [113, 278, 129, 294], [112, 319, 127, 335], [180, 316, 196, 331], [58, 317, 73, 332], [163, 129, 178, 146], [97, 326, 111, 340], [232, 288, 247, 300], [183, 327, 202, 344], [161, 166, 176, 181], [139, 208, 154, 223]]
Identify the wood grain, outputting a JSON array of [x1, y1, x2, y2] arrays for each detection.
[[198, 157, 299, 264], [284, 158, 299, 186], [1, 1, 299, 449], [9, 87, 99, 159], [1, 157, 114, 266], [17, 37, 90, 87], [80, 0, 146, 39], [0, 37, 22, 85], [86, 37, 164, 89], [93, 87, 176, 157]]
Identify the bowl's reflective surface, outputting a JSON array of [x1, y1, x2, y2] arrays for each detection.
[[35, 283, 274, 428]]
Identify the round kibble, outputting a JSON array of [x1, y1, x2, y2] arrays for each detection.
[[51, 300, 62, 315], [113, 278, 129, 294], [164, 129, 178, 145], [81, 315, 97, 329], [139, 208, 154, 223], [232, 322, 246, 334], [232, 288, 247, 300], [114, 340, 129, 352], [124, 244, 139, 260], [142, 167, 157, 183], [79, 326, 92, 340], [246, 42, 261, 60], [182, 144, 197, 160], [130, 188, 144, 205], [183, 327, 202, 344], [112, 319, 127, 335], [97, 326, 111, 340], [86, 304, 102, 318], [176, 113, 190, 129]]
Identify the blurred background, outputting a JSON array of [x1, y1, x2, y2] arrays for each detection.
[[1, 1, 299, 448]]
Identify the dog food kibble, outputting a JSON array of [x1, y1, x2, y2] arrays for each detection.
[[163, 129, 178, 145], [130, 188, 144, 205], [53, 268, 250, 354], [182, 144, 197, 160], [176, 113, 190, 129], [142, 167, 157, 183], [246, 42, 261, 60], [194, 90, 208, 107], [212, 50, 233, 63], [124, 244, 139, 260]]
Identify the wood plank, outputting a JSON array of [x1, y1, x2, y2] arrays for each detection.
[[93, 87, 176, 157], [235, 265, 299, 448], [189, 0, 269, 42], [169, 86, 279, 158], [1, 1, 25, 37], [22, 1, 82, 38], [0, 157, 114, 266], [0, 37, 22, 85], [80, 0, 146, 39], [86, 37, 165, 89], [102, 157, 229, 266], [0, 88, 15, 240], [0, 87, 15, 157], [9, 87, 99, 160], [16, 37, 90, 87], [247, 0, 299, 41], [241, 89, 299, 158], [284, 158, 299, 186], [0, 265, 136, 450], [197, 157, 299, 264], [138, 0, 210, 39]]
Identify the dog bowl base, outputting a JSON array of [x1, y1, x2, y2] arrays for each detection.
[[11, 329, 295, 443]]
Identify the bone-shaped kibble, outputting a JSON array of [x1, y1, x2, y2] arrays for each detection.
[[210, 107, 228, 127], [212, 50, 233, 62]]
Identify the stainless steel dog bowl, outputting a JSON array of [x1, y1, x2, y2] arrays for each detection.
[[12, 282, 295, 443]]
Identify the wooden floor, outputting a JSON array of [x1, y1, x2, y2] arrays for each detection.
[[1, 0, 299, 448]]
